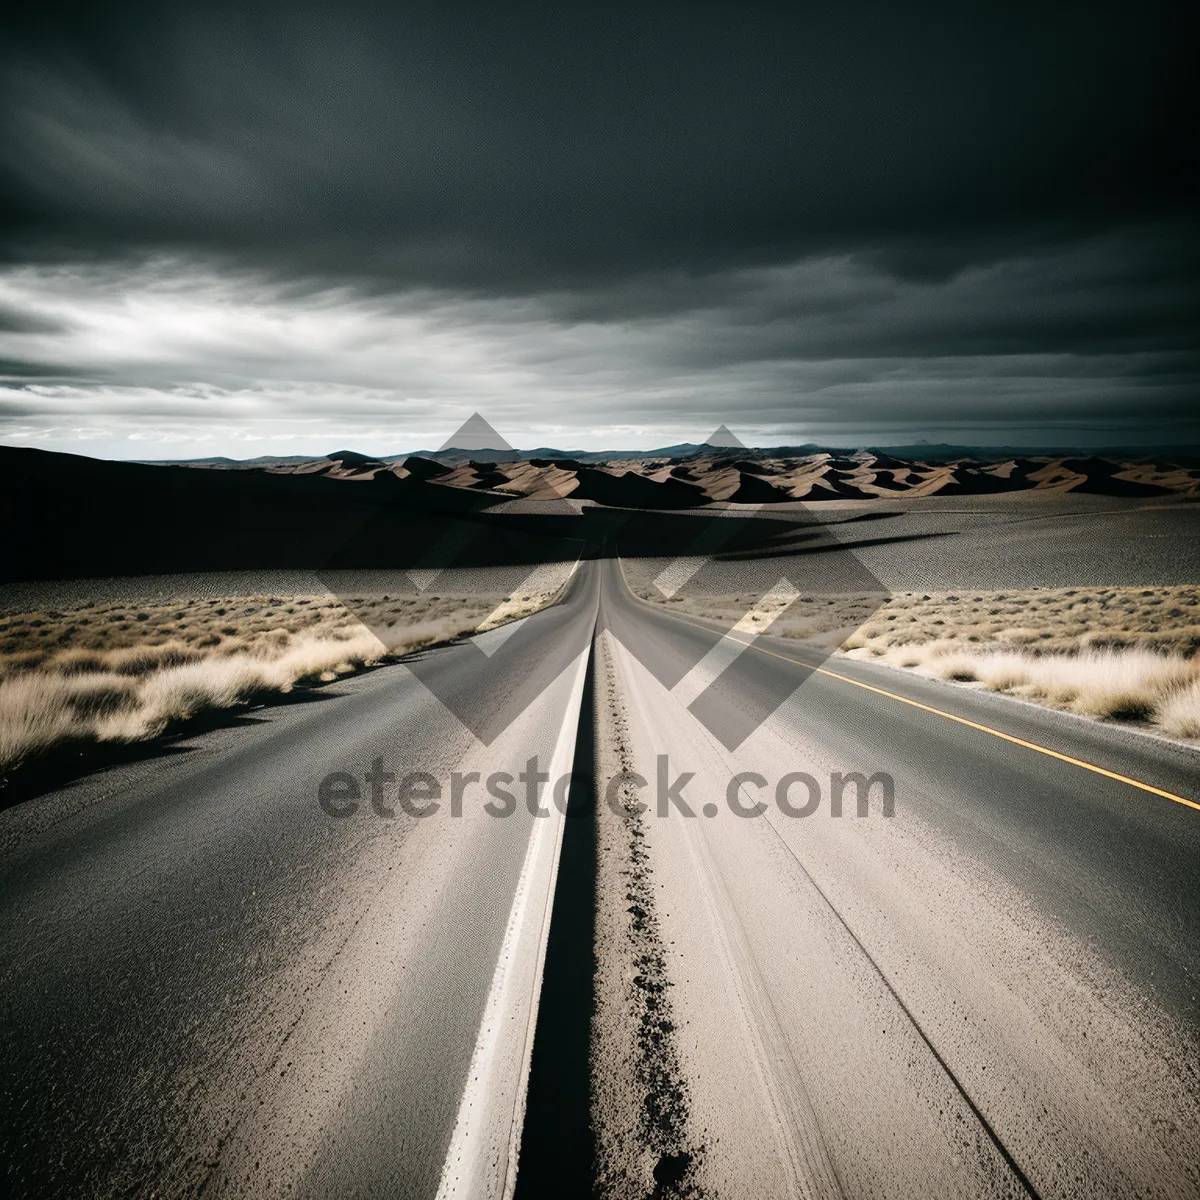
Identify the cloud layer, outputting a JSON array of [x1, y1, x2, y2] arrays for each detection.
[[1, 2, 1195, 454]]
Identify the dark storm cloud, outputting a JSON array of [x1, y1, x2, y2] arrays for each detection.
[[0, 359, 87, 380], [0, 302, 65, 335], [548, 229, 1200, 361], [3, 1, 1194, 282], [0, 1, 1195, 451]]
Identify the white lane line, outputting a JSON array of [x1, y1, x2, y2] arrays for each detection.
[[435, 636, 592, 1200]]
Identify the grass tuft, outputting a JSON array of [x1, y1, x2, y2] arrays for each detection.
[[632, 576, 1200, 740], [0, 585, 563, 775]]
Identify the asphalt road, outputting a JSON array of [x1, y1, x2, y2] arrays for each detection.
[[0, 561, 598, 1199], [2, 553, 1199, 1198], [599, 556, 1200, 1198]]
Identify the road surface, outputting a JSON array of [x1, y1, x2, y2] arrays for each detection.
[[594, 555, 1200, 1198], [2, 554, 1198, 1197], [0, 560, 598, 1198]]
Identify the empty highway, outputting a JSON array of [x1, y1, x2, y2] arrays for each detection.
[[2, 556, 1198, 1198]]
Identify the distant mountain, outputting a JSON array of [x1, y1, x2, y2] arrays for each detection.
[[141, 442, 1200, 473], [136, 453, 319, 468], [2, 441, 1195, 585], [399, 443, 719, 464], [865, 443, 1200, 464], [236, 446, 1200, 505], [23, 443, 1006, 585]]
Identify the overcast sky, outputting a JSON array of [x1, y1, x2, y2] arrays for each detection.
[[1, 2, 1195, 457]]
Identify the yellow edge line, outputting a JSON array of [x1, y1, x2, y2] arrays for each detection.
[[615, 558, 1200, 813]]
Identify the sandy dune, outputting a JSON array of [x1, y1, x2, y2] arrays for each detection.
[[262, 448, 1200, 507]]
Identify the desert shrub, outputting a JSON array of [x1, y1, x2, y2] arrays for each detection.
[[1158, 682, 1200, 739]]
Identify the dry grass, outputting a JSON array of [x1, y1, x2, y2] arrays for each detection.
[[639, 583, 1200, 739], [1157, 681, 1200, 739], [866, 645, 1200, 729], [836, 584, 1200, 660], [0, 587, 558, 774], [837, 585, 1200, 736]]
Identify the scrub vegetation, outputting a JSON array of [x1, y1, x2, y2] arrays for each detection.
[[0, 589, 558, 775], [641, 584, 1200, 739]]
